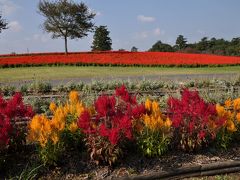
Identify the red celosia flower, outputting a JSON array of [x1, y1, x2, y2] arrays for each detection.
[[167, 88, 221, 151], [99, 124, 109, 137], [77, 110, 96, 134], [198, 131, 206, 140], [94, 95, 116, 118], [115, 85, 137, 104], [78, 85, 146, 146], [0, 92, 34, 149], [109, 128, 120, 145]]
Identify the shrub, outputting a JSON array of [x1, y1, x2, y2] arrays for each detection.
[[136, 98, 172, 157], [78, 85, 145, 165], [167, 89, 221, 152]]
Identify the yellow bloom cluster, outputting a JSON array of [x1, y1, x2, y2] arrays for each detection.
[[144, 98, 172, 132], [28, 91, 85, 147], [216, 98, 240, 132], [233, 98, 240, 111]]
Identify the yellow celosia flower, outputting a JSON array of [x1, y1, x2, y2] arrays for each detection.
[[156, 116, 164, 127], [145, 98, 152, 111], [216, 104, 226, 117], [39, 134, 48, 147], [69, 122, 78, 133], [69, 91, 79, 103], [51, 117, 65, 131], [143, 115, 151, 128], [224, 99, 232, 109], [49, 102, 57, 112], [88, 106, 96, 116], [28, 90, 87, 149], [152, 101, 160, 114], [51, 133, 59, 145], [226, 120, 237, 132], [164, 118, 172, 128], [76, 102, 85, 116], [236, 113, 240, 123], [143, 99, 169, 132], [29, 115, 42, 131], [233, 98, 240, 111], [208, 120, 217, 130]]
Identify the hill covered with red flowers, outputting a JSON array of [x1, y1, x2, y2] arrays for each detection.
[[1, 51, 240, 67]]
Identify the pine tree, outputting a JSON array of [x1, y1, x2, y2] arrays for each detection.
[[91, 26, 112, 51]]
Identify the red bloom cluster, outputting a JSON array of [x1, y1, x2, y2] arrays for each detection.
[[78, 85, 145, 145], [167, 89, 221, 151], [1, 51, 240, 66], [0, 93, 34, 148]]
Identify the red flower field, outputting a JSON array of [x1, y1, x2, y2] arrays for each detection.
[[0, 51, 240, 66]]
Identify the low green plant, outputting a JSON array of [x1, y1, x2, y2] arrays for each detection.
[[136, 99, 172, 157], [12, 163, 43, 180]]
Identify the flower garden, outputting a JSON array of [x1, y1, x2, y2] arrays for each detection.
[[1, 51, 240, 67], [1, 81, 240, 179]]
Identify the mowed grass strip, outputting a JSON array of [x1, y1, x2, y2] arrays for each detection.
[[1, 66, 240, 82]]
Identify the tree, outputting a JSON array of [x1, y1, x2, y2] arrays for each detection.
[[196, 37, 209, 52], [149, 41, 174, 52], [176, 35, 187, 50], [131, 46, 138, 52], [38, 0, 95, 54], [0, 14, 8, 33], [91, 26, 112, 51]]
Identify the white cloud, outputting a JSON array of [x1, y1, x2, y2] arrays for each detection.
[[153, 28, 165, 36], [0, 0, 19, 16], [8, 21, 22, 32], [137, 15, 155, 23]]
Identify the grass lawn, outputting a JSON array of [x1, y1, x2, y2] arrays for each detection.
[[0, 66, 240, 83]]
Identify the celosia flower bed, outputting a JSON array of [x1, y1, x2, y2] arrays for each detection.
[[1, 86, 240, 169], [1, 51, 240, 67]]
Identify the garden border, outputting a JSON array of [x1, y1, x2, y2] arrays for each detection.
[[120, 161, 240, 180]]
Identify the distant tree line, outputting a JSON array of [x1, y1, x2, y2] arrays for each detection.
[[149, 35, 240, 56]]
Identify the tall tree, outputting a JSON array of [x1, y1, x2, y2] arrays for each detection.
[[91, 25, 112, 51], [0, 14, 8, 33], [176, 35, 187, 50], [38, 0, 95, 54]]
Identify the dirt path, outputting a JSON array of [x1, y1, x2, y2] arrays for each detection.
[[1, 73, 239, 87]]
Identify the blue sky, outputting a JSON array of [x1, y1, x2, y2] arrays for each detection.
[[0, 0, 240, 53]]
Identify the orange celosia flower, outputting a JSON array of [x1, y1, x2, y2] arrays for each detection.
[[226, 120, 237, 132], [216, 104, 226, 117], [224, 99, 232, 109], [236, 113, 240, 123], [143, 99, 171, 132], [69, 122, 78, 133], [164, 118, 172, 128], [233, 98, 240, 111], [49, 102, 57, 112], [69, 91, 79, 103], [145, 98, 152, 112], [51, 133, 59, 145]]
